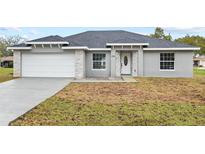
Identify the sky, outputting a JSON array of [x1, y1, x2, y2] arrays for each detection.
[[1, 27, 205, 41]]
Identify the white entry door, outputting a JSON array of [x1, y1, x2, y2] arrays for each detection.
[[121, 52, 131, 74]]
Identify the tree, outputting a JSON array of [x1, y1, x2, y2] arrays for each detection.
[[0, 35, 25, 57], [164, 33, 172, 41], [150, 27, 172, 41], [150, 27, 164, 39], [175, 35, 205, 55]]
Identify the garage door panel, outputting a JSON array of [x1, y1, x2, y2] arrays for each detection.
[[22, 52, 75, 77]]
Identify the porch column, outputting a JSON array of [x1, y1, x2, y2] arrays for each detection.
[[138, 46, 144, 76], [132, 50, 138, 77], [115, 51, 121, 77], [75, 50, 85, 79], [111, 48, 116, 78]]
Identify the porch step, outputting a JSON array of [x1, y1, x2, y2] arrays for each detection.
[[122, 76, 137, 82]]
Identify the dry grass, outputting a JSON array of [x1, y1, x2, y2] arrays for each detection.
[[56, 77, 205, 104], [10, 70, 205, 126]]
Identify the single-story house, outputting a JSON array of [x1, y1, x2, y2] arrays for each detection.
[[193, 55, 205, 67], [7, 30, 200, 79], [0, 56, 13, 68]]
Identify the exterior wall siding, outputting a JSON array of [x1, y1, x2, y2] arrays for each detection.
[[13, 51, 21, 77], [85, 51, 111, 78], [143, 50, 193, 77]]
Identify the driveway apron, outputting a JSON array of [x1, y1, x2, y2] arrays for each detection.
[[0, 78, 72, 126]]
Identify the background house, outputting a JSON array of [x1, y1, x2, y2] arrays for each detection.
[[193, 55, 205, 67], [0, 56, 13, 68]]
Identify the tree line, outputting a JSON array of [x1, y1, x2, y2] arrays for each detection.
[[150, 27, 205, 55], [0, 27, 205, 57]]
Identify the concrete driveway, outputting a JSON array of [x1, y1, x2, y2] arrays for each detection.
[[0, 78, 72, 126]]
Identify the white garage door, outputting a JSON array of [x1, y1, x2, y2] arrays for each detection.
[[22, 52, 75, 77]]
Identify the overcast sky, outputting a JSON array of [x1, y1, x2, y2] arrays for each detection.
[[0, 27, 205, 41]]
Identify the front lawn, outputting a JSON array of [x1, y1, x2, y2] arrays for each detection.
[[10, 70, 205, 126], [0, 68, 13, 83]]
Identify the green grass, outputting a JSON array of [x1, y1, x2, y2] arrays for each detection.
[[194, 67, 205, 76], [10, 69, 205, 126], [0, 68, 13, 83]]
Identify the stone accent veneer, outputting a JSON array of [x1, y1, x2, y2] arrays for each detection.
[[75, 50, 85, 79], [13, 51, 21, 77]]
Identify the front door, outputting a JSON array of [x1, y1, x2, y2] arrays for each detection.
[[121, 52, 131, 75]]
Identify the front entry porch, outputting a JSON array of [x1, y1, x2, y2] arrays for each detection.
[[110, 46, 143, 78], [109, 43, 147, 78]]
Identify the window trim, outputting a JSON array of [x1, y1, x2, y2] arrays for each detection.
[[92, 53, 107, 71], [159, 52, 175, 71]]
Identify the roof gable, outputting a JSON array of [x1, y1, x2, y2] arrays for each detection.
[[27, 35, 66, 42]]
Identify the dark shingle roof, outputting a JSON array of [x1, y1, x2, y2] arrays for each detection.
[[27, 35, 66, 42], [65, 30, 194, 48], [12, 30, 196, 48]]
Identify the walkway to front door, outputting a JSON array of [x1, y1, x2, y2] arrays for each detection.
[[121, 52, 131, 75]]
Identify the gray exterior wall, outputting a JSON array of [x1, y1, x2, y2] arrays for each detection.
[[85, 51, 111, 78], [13, 46, 194, 78], [143, 50, 193, 77]]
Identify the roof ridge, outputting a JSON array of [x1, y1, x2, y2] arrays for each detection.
[[64, 30, 126, 39], [64, 31, 89, 39], [85, 30, 123, 32]]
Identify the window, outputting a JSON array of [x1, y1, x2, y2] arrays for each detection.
[[160, 53, 175, 70], [124, 56, 128, 66], [92, 53, 106, 69]]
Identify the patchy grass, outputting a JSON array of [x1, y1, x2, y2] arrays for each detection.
[[0, 68, 13, 83], [10, 70, 205, 126]]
